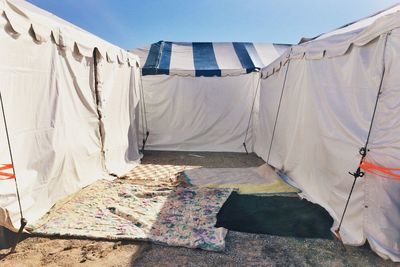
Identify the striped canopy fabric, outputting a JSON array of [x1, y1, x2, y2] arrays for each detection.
[[131, 41, 290, 77]]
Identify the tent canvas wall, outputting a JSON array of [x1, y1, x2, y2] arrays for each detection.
[[131, 42, 289, 152], [0, 0, 141, 228], [254, 5, 400, 262]]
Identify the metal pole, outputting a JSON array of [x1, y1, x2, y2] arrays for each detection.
[[0, 89, 27, 253]]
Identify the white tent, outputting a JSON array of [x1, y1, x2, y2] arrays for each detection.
[[254, 5, 400, 261], [131, 42, 289, 152], [0, 0, 141, 228]]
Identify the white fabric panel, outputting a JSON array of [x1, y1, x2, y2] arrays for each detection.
[[0, 7, 141, 228], [212, 43, 246, 76], [0, 25, 55, 226], [139, 73, 259, 152], [97, 57, 141, 176], [169, 42, 195, 76], [256, 36, 387, 249], [0, 21, 106, 226], [363, 29, 400, 262]]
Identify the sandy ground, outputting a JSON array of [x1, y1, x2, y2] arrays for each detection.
[[0, 151, 396, 267]]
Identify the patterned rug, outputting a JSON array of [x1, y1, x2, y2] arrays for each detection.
[[29, 164, 232, 251]]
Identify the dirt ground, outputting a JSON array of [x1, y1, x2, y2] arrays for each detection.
[[0, 151, 396, 267]]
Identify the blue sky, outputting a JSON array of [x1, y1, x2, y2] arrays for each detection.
[[27, 0, 399, 49]]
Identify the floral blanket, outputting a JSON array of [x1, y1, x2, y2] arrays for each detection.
[[30, 176, 232, 251]]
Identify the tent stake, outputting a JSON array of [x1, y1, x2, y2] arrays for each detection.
[[335, 169, 363, 236], [242, 142, 248, 154], [10, 218, 27, 253]]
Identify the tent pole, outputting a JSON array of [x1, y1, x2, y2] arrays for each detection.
[[139, 69, 149, 153], [335, 32, 390, 239], [266, 54, 291, 165], [0, 89, 27, 253], [243, 72, 261, 154]]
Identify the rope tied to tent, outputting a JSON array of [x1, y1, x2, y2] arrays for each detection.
[[0, 89, 27, 253]]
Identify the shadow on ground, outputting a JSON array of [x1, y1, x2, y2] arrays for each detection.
[[132, 151, 395, 267]]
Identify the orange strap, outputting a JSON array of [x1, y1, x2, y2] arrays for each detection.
[[0, 164, 15, 180], [360, 161, 400, 181]]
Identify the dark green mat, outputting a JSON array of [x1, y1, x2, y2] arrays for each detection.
[[216, 192, 334, 239]]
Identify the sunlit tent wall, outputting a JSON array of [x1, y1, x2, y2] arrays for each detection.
[[131, 42, 289, 152], [254, 5, 400, 261], [0, 0, 141, 228]]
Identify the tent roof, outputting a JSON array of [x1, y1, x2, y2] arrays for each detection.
[[305, 4, 400, 43], [0, 0, 138, 65], [261, 4, 400, 78], [131, 41, 290, 77]]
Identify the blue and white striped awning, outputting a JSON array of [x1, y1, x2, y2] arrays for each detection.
[[131, 41, 290, 77]]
